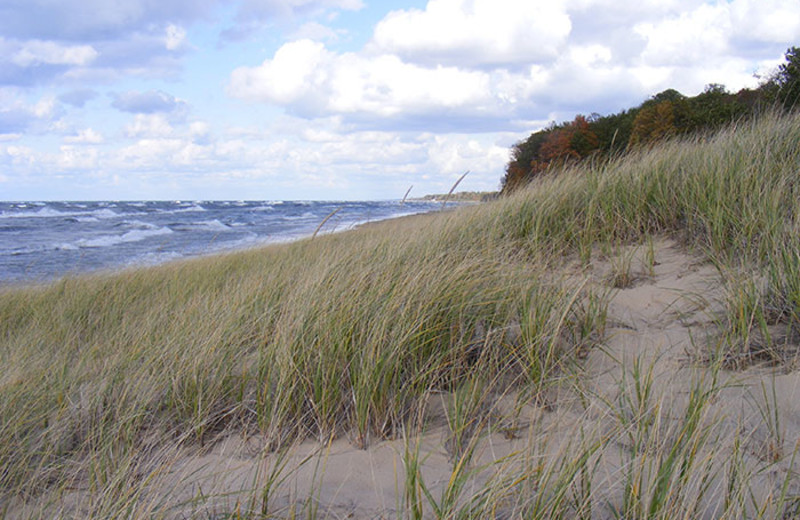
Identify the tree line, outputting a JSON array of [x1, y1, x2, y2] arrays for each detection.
[[501, 46, 800, 194]]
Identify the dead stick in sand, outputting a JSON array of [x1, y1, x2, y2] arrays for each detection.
[[401, 185, 413, 204], [441, 170, 469, 209], [312, 207, 341, 239]]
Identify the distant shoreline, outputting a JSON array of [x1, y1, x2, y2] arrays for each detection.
[[413, 191, 498, 203]]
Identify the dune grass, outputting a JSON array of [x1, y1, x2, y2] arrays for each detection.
[[2, 110, 800, 517]]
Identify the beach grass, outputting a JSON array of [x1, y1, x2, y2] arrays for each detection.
[[3, 110, 800, 517]]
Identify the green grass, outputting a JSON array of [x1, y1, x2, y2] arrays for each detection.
[[3, 110, 800, 517]]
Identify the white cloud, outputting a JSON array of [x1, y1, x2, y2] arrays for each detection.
[[32, 97, 57, 118], [371, 0, 572, 67], [229, 40, 330, 105], [229, 39, 523, 126], [729, 0, 800, 42], [426, 135, 509, 178], [0, 95, 62, 135], [634, 3, 731, 67], [57, 145, 99, 170], [64, 128, 104, 144], [2, 144, 36, 167], [13, 40, 98, 67], [124, 114, 174, 138]]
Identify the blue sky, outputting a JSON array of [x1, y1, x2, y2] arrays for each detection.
[[0, 0, 798, 201]]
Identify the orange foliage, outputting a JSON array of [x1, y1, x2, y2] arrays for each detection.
[[540, 115, 599, 164], [629, 101, 678, 146]]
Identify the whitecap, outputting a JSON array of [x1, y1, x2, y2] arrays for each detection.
[[91, 208, 121, 219], [78, 227, 173, 248], [4, 207, 68, 218], [198, 219, 231, 231], [121, 220, 159, 230]]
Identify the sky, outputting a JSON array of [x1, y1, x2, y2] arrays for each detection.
[[0, 0, 799, 201]]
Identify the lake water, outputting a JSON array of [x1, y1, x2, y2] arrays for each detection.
[[0, 200, 445, 284]]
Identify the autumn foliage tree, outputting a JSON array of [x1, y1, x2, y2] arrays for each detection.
[[502, 115, 599, 191], [629, 100, 679, 146], [500, 46, 800, 194]]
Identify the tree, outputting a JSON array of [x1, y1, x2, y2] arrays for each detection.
[[500, 115, 599, 193], [775, 46, 800, 110], [540, 115, 599, 163], [688, 84, 747, 130], [628, 90, 697, 147], [629, 100, 678, 146], [588, 109, 638, 156]]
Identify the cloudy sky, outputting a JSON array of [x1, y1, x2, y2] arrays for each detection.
[[0, 0, 798, 200]]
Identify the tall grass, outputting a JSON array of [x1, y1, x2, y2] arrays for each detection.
[[2, 110, 800, 516]]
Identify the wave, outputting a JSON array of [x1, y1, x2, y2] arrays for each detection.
[[119, 220, 160, 230], [1, 206, 122, 220], [76, 227, 174, 248], [169, 219, 231, 232], [1, 207, 75, 219], [173, 204, 207, 213], [281, 212, 317, 221]]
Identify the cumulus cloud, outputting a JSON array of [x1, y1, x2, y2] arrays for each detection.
[[64, 128, 104, 144], [229, 39, 533, 129], [0, 95, 62, 135], [0, 145, 36, 167], [0, 38, 101, 86], [57, 145, 99, 170], [112, 90, 189, 115], [124, 114, 175, 138], [12, 40, 98, 67], [371, 0, 572, 68], [729, 0, 800, 44]]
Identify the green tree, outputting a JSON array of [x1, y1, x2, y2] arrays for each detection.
[[588, 109, 638, 156], [688, 84, 747, 131], [775, 46, 800, 110]]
